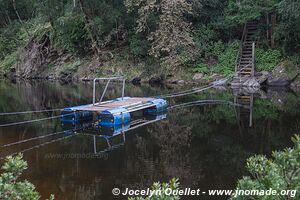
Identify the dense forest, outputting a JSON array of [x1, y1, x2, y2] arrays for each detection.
[[0, 0, 299, 81]]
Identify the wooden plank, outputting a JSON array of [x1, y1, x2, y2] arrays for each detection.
[[75, 97, 156, 113]]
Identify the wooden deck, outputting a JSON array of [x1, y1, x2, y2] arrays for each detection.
[[74, 97, 156, 113]]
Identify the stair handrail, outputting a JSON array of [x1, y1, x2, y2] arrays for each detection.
[[251, 42, 255, 76], [235, 23, 247, 73]]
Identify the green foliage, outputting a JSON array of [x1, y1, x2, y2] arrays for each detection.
[[224, 0, 277, 26], [193, 25, 218, 59], [0, 0, 299, 77], [129, 33, 150, 57], [0, 154, 54, 200], [0, 22, 28, 59], [128, 178, 180, 200], [52, 13, 89, 53], [231, 135, 300, 200], [191, 64, 210, 74], [213, 41, 239, 76], [0, 51, 19, 72], [256, 48, 282, 71], [189, 41, 238, 77], [276, 0, 300, 54], [0, 154, 39, 200], [60, 60, 81, 74]]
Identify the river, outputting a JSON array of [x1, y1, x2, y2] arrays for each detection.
[[0, 80, 299, 200]]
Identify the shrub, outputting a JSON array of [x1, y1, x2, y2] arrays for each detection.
[[231, 135, 300, 200], [0, 22, 28, 59], [191, 63, 210, 74], [52, 14, 89, 53], [256, 48, 282, 71], [61, 60, 81, 73], [0, 51, 19, 72], [0, 154, 54, 200], [129, 33, 150, 57], [193, 25, 218, 59], [213, 41, 239, 76], [189, 41, 238, 77]]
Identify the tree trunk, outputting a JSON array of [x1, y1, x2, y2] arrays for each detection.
[[266, 12, 270, 47], [12, 0, 30, 37], [270, 13, 276, 48], [12, 0, 22, 23], [78, 0, 101, 55], [6, 11, 12, 24]]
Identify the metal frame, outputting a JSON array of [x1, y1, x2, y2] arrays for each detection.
[[92, 77, 126, 105]]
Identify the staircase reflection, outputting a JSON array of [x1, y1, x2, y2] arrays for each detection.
[[233, 87, 255, 128]]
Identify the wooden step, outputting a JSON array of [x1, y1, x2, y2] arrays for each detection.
[[243, 43, 254, 46], [240, 59, 252, 61], [239, 67, 252, 70], [242, 54, 252, 57], [239, 63, 253, 66], [239, 68, 252, 71], [241, 53, 253, 56], [240, 60, 252, 63], [243, 42, 255, 44], [239, 65, 253, 68], [239, 96, 251, 99], [239, 71, 252, 73]]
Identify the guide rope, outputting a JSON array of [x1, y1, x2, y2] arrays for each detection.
[[0, 134, 76, 159], [154, 78, 228, 99], [1, 129, 70, 147], [168, 99, 240, 110], [0, 108, 62, 116], [0, 113, 73, 128]]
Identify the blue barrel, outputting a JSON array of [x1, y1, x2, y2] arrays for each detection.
[[99, 107, 131, 126], [99, 123, 130, 136], [60, 104, 93, 122], [144, 99, 168, 114]]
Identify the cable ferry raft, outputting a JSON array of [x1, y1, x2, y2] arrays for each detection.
[[60, 77, 168, 126]]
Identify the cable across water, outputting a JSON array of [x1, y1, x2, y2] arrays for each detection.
[[0, 113, 73, 128], [0, 108, 62, 116]]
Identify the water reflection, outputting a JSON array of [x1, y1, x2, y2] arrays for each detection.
[[0, 80, 299, 200]]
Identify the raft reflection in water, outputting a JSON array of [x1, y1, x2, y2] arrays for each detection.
[[61, 112, 167, 154]]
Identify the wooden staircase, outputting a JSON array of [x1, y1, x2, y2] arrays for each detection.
[[235, 22, 258, 77]]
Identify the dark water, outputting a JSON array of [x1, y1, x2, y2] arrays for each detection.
[[0, 80, 299, 200]]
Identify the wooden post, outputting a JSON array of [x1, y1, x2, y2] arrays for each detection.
[[249, 94, 253, 127], [251, 42, 255, 77]]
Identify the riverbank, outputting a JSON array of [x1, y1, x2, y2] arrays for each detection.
[[1, 51, 299, 92], [0, 45, 213, 85]]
